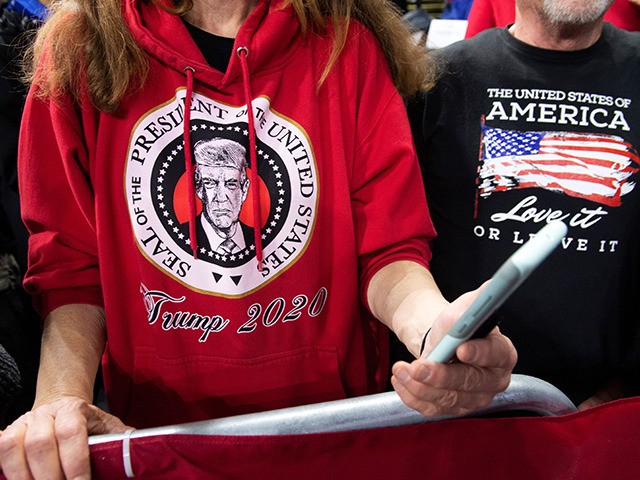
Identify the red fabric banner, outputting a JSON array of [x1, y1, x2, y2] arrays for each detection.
[[86, 397, 640, 479]]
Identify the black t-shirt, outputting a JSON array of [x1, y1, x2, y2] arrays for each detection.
[[182, 19, 234, 73], [410, 24, 640, 403]]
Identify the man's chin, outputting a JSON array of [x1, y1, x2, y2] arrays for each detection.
[[211, 215, 236, 230]]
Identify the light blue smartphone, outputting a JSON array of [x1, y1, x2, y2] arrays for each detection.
[[425, 220, 568, 363]]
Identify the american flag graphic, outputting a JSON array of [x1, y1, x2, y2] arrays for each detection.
[[477, 126, 640, 207]]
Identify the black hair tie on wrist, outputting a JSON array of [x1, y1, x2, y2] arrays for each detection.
[[418, 328, 432, 357]]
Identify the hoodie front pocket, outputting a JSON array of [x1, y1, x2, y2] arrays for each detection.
[[126, 345, 346, 428]]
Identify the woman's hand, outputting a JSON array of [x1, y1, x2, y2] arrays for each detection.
[[391, 289, 518, 417], [0, 396, 129, 479]]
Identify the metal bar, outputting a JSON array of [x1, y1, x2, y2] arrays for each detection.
[[89, 374, 577, 445]]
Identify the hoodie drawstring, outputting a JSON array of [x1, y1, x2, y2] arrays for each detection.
[[237, 46, 264, 271], [182, 48, 264, 271], [183, 66, 198, 259]]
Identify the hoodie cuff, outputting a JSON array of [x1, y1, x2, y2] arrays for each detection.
[[35, 287, 104, 319]]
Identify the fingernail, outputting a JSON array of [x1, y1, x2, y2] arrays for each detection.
[[395, 368, 410, 382], [466, 344, 477, 361], [416, 366, 431, 382]]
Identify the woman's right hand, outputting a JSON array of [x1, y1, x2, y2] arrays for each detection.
[[0, 396, 129, 479]]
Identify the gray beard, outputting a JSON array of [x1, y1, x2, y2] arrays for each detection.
[[541, 0, 612, 24]]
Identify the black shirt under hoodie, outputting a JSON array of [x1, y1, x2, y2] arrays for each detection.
[[182, 19, 234, 73]]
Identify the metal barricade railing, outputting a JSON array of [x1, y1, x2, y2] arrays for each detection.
[[90, 374, 576, 444]]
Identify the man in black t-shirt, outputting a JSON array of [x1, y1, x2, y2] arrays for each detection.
[[410, 0, 640, 408]]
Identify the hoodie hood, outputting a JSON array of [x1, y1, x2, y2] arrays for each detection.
[[123, 0, 302, 267], [123, 0, 301, 89]]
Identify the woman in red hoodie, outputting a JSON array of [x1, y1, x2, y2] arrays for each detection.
[[0, 0, 516, 478]]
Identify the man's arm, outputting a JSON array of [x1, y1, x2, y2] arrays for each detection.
[[367, 260, 517, 417], [577, 377, 629, 410], [0, 304, 128, 479]]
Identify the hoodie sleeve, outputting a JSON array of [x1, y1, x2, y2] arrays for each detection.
[[347, 27, 436, 311], [18, 91, 104, 318]]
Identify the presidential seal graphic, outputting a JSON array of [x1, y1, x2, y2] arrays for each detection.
[[125, 91, 318, 296]]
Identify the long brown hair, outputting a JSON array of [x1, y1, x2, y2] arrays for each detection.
[[26, 0, 435, 113]]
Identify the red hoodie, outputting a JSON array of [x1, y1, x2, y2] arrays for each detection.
[[466, 0, 640, 38], [19, 0, 435, 428]]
